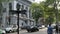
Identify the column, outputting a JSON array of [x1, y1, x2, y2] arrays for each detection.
[[27, 7, 30, 25], [2, 12, 7, 28]]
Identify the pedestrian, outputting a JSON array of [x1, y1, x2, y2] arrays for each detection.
[[55, 24, 58, 34], [47, 24, 53, 34]]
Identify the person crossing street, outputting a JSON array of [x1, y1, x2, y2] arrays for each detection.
[[47, 24, 53, 34]]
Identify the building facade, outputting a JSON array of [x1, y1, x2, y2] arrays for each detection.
[[1, 0, 35, 28]]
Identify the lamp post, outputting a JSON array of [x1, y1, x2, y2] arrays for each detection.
[[16, 3, 20, 34], [9, 3, 21, 34], [10, 3, 26, 34]]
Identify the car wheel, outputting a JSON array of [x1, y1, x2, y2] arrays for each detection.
[[9, 30, 12, 33], [27, 30, 30, 32], [37, 29, 39, 31]]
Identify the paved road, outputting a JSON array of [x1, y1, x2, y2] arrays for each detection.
[[7, 28, 55, 34]]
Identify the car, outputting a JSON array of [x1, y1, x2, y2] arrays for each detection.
[[5, 25, 18, 33], [0, 29, 6, 34], [12, 25, 18, 32], [42, 25, 45, 28], [51, 24, 56, 29], [26, 26, 39, 32], [5, 26, 13, 33], [38, 25, 45, 29]]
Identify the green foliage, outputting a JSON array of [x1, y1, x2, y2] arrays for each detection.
[[30, 0, 58, 24], [30, 3, 44, 23]]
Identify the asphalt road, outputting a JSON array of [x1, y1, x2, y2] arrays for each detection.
[[6, 28, 55, 34]]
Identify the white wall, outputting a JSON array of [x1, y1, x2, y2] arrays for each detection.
[[12, 1, 17, 10]]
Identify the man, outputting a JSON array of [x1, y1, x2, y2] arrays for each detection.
[[47, 24, 53, 34], [55, 24, 58, 34]]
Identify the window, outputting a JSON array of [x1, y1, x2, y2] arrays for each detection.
[[25, 20, 27, 24], [3, 8, 6, 12], [29, 9, 32, 18], [9, 3, 12, 10], [21, 5, 24, 10], [26, 7, 28, 10]]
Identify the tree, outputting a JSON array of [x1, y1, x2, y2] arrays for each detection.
[[30, 3, 44, 24], [31, 0, 60, 25]]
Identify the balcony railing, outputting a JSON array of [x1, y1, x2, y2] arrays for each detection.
[[21, 14, 27, 18]]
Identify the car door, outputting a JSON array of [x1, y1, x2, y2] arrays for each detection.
[[12, 25, 18, 31]]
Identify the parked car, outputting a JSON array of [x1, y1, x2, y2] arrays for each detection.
[[51, 24, 56, 29], [5, 26, 13, 33], [0, 29, 6, 34], [26, 26, 39, 32], [37, 25, 45, 29], [5, 25, 18, 33]]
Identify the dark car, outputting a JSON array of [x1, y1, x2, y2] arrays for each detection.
[[26, 26, 39, 32]]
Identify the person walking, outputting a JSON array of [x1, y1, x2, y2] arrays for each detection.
[[55, 24, 58, 34], [47, 24, 53, 34]]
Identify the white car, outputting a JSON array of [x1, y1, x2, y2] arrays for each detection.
[[42, 25, 45, 28], [38, 25, 45, 29], [0, 29, 6, 34], [5, 25, 18, 33], [51, 24, 56, 29], [5, 27, 13, 33]]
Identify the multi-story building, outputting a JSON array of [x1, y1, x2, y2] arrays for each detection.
[[1, 0, 35, 28]]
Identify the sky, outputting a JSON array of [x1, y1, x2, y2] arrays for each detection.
[[29, 0, 45, 3], [34, 0, 45, 3]]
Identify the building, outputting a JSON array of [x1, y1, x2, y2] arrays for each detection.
[[1, 0, 35, 28]]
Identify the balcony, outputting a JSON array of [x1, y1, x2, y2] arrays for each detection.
[[20, 14, 27, 18]]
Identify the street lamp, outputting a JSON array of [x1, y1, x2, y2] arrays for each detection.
[[9, 3, 26, 34]]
